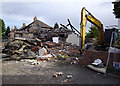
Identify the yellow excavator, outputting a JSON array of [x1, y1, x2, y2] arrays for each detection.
[[80, 7, 104, 49], [80, 7, 120, 49]]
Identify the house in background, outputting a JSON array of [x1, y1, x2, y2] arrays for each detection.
[[10, 26, 18, 39], [14, 17, 52, 41]]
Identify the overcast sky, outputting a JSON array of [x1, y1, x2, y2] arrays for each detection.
[[1, 0, 118, 32]]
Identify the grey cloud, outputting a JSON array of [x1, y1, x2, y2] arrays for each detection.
[[2, 1, 118, 31]]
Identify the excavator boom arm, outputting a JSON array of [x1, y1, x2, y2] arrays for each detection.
[[80, 7, 104, 49], [80, 7, 87, 49], [86, 15, 103, 29]]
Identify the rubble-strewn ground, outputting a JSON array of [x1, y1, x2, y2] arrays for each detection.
[[2, 60, 120, 84], [1, 39, 120, 84]]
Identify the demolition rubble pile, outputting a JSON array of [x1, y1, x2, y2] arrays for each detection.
[[2, 40, 36, 60], [3, 38, 118, 66], [2, 39, 81, 64]]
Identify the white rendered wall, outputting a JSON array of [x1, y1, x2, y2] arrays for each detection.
[[66, 33, 80, 46]]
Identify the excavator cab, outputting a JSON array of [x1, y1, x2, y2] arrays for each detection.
[[104, 26, 120, 48]]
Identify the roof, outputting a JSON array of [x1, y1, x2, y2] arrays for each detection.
[[35, 20, 51, 28], [18, 19, 52, 31]]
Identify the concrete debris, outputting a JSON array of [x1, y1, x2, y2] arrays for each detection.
[[71, 61, 78, 64], [30, 61, 40, 65], [52, 72, 73, 83], [52, 37, 59, 43], [2, 54, 10, 58], [20, 59, 26, 62], [32, 46, 41, 53], [2, 40, 36, 60], [63, 75, 73, 82], [44, 42, 56, 48], [2, 35, 82, 65], [36, 38, 42, 47], [18, 45, 26, 52], [52, 73, 58, 78], [64, 79, 68, 82], [56, 72, 64, 76], [66, 75, 72, 79], [38, 54, 52, 58], [52, 72, 64, 78], [20, 59, 40, 65], [37, 54, 53, 61], [64, 79, 71, 82], [27, 60, 36, 63], [39, 47, 47, 56]]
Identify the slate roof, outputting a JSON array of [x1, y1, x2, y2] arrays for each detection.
[[34, 20, 51, 28], [18, 19, 52, 31]]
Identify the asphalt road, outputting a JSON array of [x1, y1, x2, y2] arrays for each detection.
[[1, 60, 120, 85]]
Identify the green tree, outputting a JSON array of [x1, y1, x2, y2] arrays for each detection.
[[112, 1, 120, 18], [0, 18, 6, 37], [54, 23, 59, 29], [5, 26, 10, 37], [86, 26, 98, 38]]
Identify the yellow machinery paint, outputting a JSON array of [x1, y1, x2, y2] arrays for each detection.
[[80, 7, 104, 49], [80, 7, 87, 49]]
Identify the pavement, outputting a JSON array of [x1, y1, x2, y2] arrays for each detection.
[[1, 60, 120, 84]]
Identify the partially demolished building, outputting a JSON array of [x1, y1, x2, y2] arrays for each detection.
[[10, 17, 52, 41], [10, 17, 80, 46]]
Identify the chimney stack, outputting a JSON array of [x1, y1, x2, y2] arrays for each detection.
[[23, 23, 26, 27], [14, 26, 17, 29], [11, 29, 14, 31], [34, 16, 37, 21]]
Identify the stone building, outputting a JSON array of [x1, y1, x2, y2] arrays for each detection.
[[10, 16, 80, 46], [13, 17, 52, 40]]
